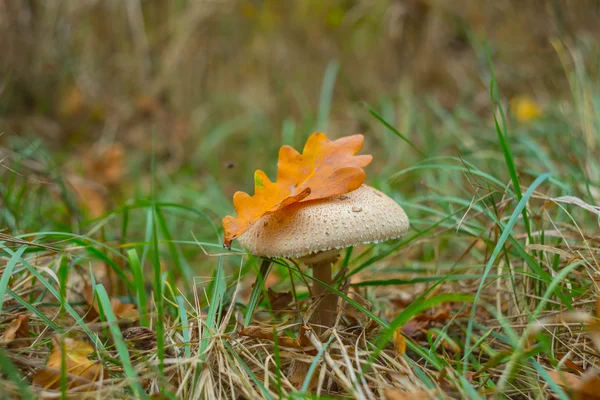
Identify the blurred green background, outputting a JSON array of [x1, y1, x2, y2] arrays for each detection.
[[1, 0, 599, 276]]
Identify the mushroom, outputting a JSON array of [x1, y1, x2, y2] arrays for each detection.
[[238, 184, 409, 334]]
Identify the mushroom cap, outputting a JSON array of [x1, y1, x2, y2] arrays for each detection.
[[237, 185, 410, 259]]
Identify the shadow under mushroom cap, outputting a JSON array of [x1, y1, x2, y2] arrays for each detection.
[[237, 185, 410, 259]]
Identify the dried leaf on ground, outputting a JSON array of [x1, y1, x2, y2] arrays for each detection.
[[68, 177, 108, 218], [222, 132, 372, 247], [401, 304, 467, 338], [0, 315, 29, 348], [33, 336, 106, 390], [240, 326, 303, 348], [401, 318, 431, 337], [267, 288, 293, 311], [82, 283, 138, 322], [547, 370, 600, 399], [384, 388, 432, 400], [83, 143, 125, 186], [562, 359, 586, 374], [342, 290, 373, 326], [393, 329, 406, 356]]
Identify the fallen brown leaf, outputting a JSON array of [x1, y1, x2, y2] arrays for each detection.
[[240, 326, 303, 348], [342, 290, 373, 328], [82, 283, 138, 322], [267, 288, 293, 311], [68, 177, 108, 218], [401, 304, 468, 339], [83, 143, 125, 186], [0, 315, 29, 348], [288, 359, 317, 390], [560, 358, 586, 374], [547, 369, 600, 399], [33, 336, 106, 391], [384, 388, 432, 400], [401, 318, 430, 337]]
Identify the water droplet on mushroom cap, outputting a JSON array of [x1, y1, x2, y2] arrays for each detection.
[[237, 185, 410, 258]]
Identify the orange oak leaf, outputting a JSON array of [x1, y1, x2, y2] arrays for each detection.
[[223, 132, 372, 248]]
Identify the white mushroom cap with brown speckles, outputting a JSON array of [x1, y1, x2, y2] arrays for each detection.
[[237, 185, 410, 259]]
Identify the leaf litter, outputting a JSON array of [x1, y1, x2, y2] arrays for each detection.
[[32, 336, 107, 391]]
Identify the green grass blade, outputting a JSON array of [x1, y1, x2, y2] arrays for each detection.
[[485, 42, 532, 238], [352, 274, 502, 287], [374, 293, 474, 356], [391, 163, 509, 192], [349, 206, 469, 278], [177, 295, 191, 358], [128, 249, 149, 327], [300, 335, 334, 393], [531, 359, 569, 400], [149, 204, 165, 375], [95, 284, 146, 399], [0, 245, 27, 314], [155, 206, 194, 284], [6, 289, 61, 331], [463, 172, 552, 368], [365, 103, 425, 156], [244, 259, 272, 327], [0, 348, 34, 399], [1, 244, 103, 349], [316, 60, 340, 131]]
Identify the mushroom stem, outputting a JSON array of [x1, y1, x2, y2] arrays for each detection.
[[307, 256, 339, 335]]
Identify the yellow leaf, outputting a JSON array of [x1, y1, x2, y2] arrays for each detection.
[[393, 329, 406, 356], [510, 96, 543, 123], [222, 132, 372, 247], [33, 336, 106, 390]]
